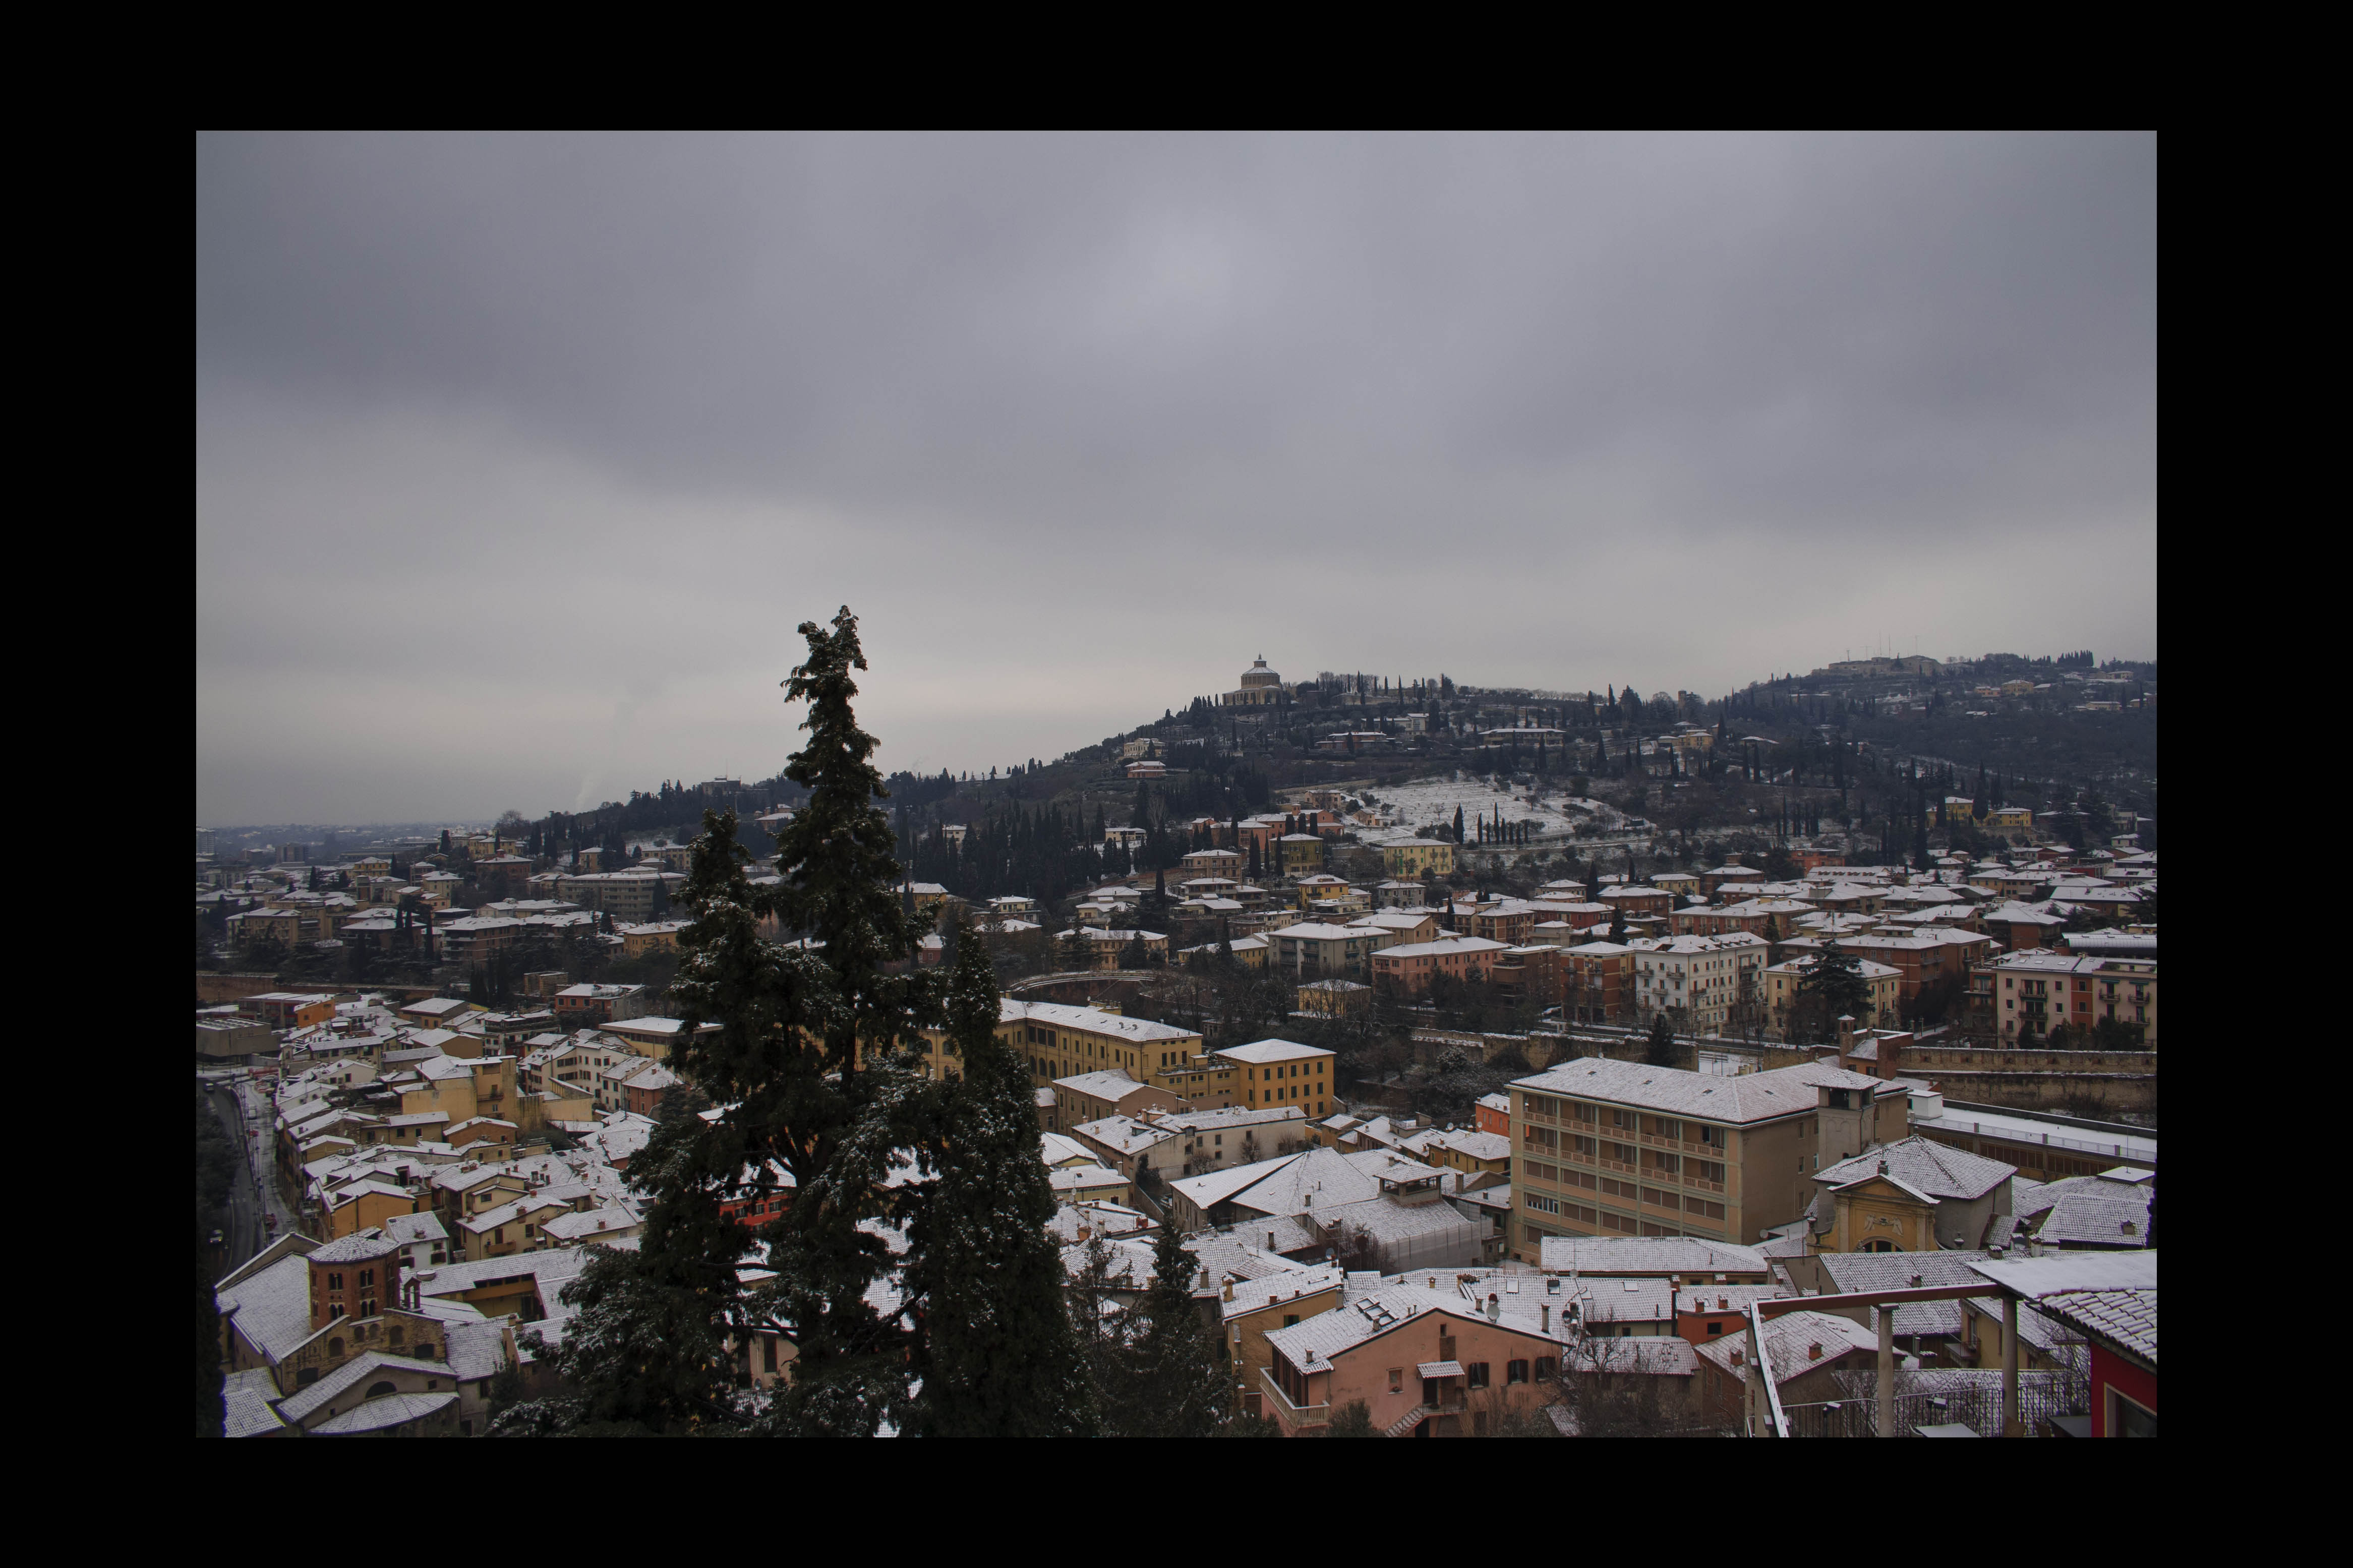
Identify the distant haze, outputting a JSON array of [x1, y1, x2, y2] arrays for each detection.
[[198, 132, 2155, 823]]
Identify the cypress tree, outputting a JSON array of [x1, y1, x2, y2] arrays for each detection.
[[904, 917, 1096, 1436]]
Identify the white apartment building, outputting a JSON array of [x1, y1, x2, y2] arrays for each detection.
[[1631, 933, 1768, 1032]]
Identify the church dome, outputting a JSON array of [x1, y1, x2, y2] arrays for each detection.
[[1240, 657, 1282, 688]]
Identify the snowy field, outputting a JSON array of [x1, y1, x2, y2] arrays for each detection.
[[1288, 772, 1633, 847]]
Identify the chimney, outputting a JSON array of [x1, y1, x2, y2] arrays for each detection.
[[1221, 1277, 1234, 1302], [1808, 1342, 1823, 1361]]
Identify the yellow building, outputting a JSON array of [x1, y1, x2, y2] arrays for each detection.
[[1220, 1039, 1334, 1117], [1380, 838, 1456, 877], [1007, 999, 1203, 1085], [1220, 1272, 1345, 1414], [1277, 835, 1326, 876], [1410, 1128, 1512, 1181], [322, 1182, 422, 1240], [1295, 874, 1357, 910], [619, 920, 688, 957], [1805, 1170, 1942, 1254], [1296, 978, 1372, 1017], [1153, 1053, 1242, 1107]]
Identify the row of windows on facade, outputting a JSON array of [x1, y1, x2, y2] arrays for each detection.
[[1522, 1096, 1724, 1146]]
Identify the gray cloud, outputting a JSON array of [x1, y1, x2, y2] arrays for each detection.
[[197, 132, 2155, 823]]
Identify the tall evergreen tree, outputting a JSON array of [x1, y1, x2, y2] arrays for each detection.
[[1644, 1013, 1678, 1067], [1115, 1221, 1226, 1437], [761, 608, 938, 1434], [1798, 945, 1872, 1023], [904, 920, 1096, 1436]]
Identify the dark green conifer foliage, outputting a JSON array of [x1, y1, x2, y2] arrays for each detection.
[[1115, 1221, 1227, 1436], [1798, 945, 1872, 1022], [525, 1076, 749, 1433], [1644, 1013, 1678, 1067], [761, 609, 938, 1433], [904, 919, 1097, 1436]]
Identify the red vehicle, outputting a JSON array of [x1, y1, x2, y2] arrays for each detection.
[[264, 1214, 277, 1232]]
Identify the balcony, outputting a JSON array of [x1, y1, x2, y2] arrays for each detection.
[[1683, 1176, 1725, 1194], [1600, 1159, 1636, 1175], [1258, 1365, 1330, 1425]]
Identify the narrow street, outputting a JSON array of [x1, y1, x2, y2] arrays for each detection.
[[205, 1075, 292, 1271]]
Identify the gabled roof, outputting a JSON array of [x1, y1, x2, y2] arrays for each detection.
[[307, 1231, 403, 1264], [276, 1350, 451, 1426], [1168, 1152, 1305, 1212], [312, 1391, 457, 1434], [216, 1253, 317, 1364], [1816, 1136, 2015, 1202], [1054, 1069, 1152, 1101], [221, 1367, 289, 1438], [1692, 1309, 1878, 1386]]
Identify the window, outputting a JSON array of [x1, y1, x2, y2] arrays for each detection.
[[1465, 1362, 1491, 1389], [1534, 1357, 1557, 1382], [2109, 1388, 2158, 1438], [1283, 1314, 1300, 1328], [327, 1272, 344, 1291], [1507, 1359, 1530, 1384], [1389, 1367, 1404, 1393]]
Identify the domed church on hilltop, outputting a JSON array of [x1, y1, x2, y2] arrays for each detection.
[[1221, 656, 1291, 707]]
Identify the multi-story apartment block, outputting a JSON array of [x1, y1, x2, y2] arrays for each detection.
[[1563, 941, 1633, 1024], [1987, 950, 2155, 1042], [1506, 1058, 1905, 1258], [1630, 933, 1768, 1031], [1370, 936, 1509, 995], [1220, 1039, 1335, 1118], [1006, 999, 1203, 1085], [1836, 929, 1995, 1002], [1380, 837, 1456, 877], [1273, 921, 1388, 979]]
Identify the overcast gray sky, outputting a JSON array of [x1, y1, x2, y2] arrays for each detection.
[[197, 132, 2155, 824]]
